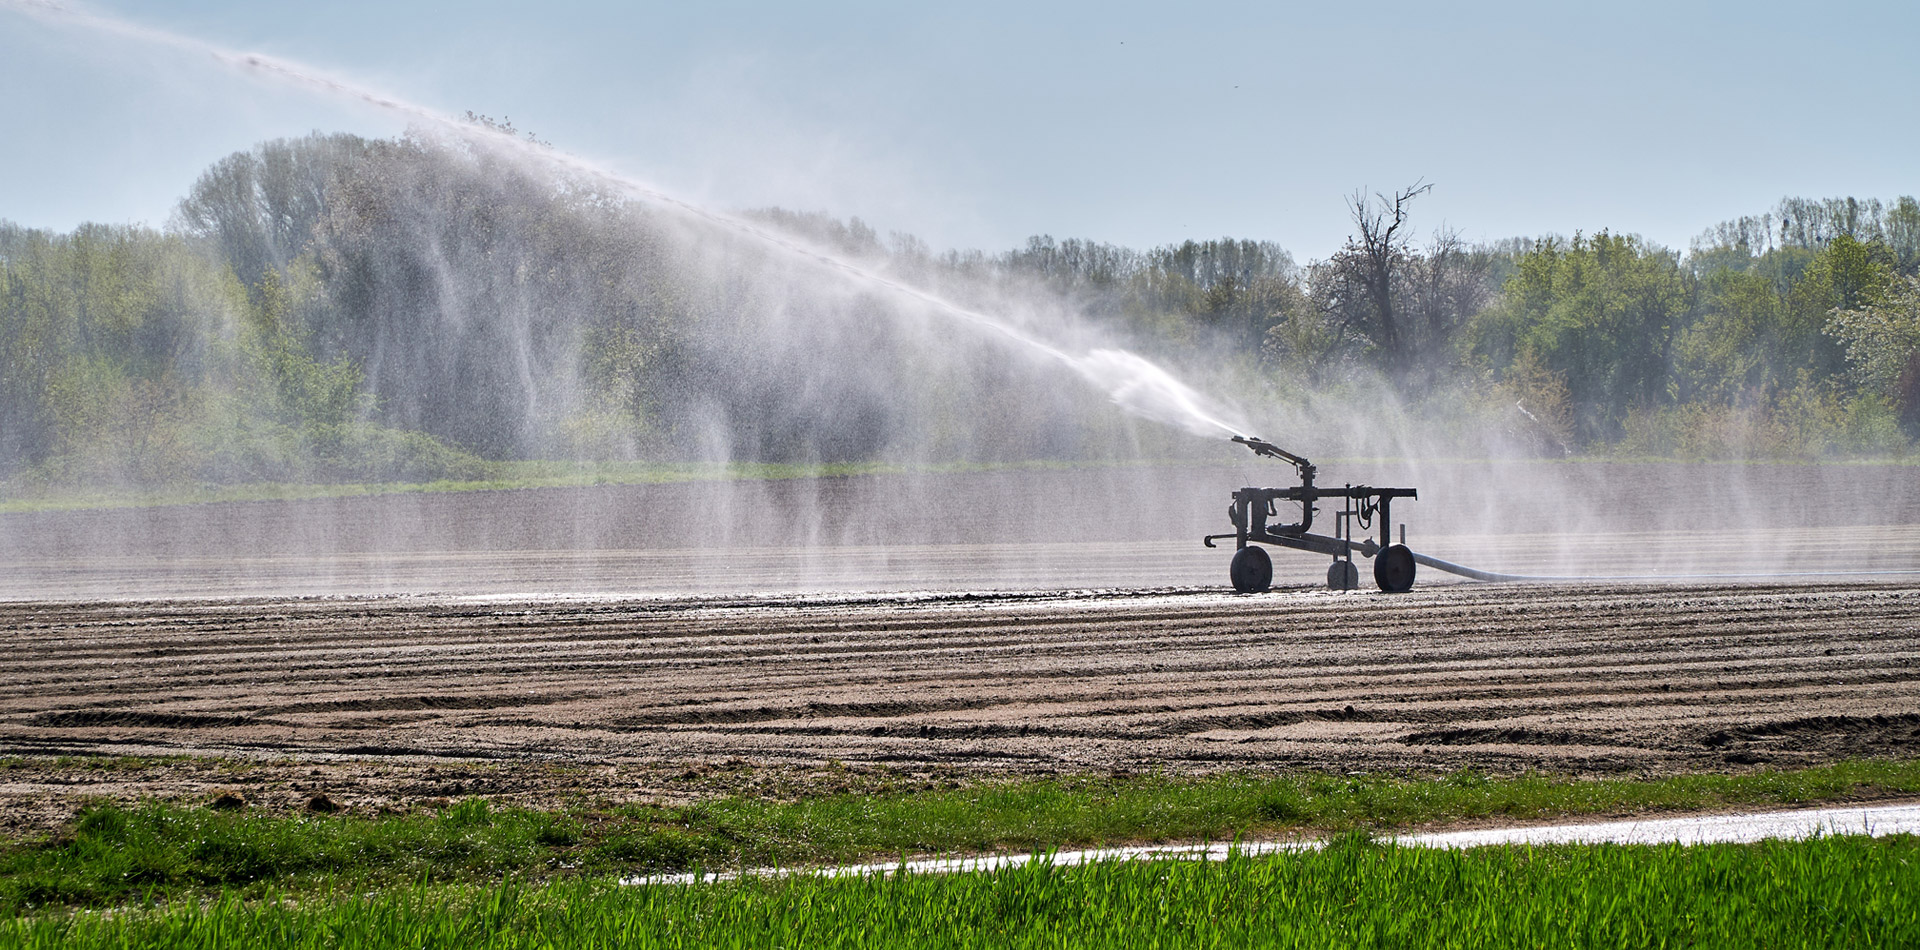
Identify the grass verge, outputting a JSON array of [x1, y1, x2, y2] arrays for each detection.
[[16, 454, 1910, 514], [0, 457, 1197, 514], [7, 835, 1917, 948], [4, 759, 1918, 914]]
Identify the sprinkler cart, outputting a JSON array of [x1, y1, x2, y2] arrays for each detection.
[[1203, 436, 1420, 593]]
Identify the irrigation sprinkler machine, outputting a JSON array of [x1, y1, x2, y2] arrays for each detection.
[[1203, 435, 1421, 593]]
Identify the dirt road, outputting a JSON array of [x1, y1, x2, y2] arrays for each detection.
[[2, 580, 1916, 827]]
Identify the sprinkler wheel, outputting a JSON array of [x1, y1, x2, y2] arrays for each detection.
[[1328, 560, 1359, 590], [1374, 543, 1416, 592], [1229, 546, 1273, 593]]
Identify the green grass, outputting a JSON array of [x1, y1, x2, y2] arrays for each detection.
[[662, 760, 1920, 867], [5, 760, 1919, 914], [6, 835, 1916, 948], [0, 456, 1202, 514], [0, 798, 579, 912], [8, 452, 1917, 514]]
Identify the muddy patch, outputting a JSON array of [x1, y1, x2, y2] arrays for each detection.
[[1700, 713, 1920, 758]]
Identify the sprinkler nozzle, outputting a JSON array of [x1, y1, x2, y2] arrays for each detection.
[[1231, 435, 1313, 479]]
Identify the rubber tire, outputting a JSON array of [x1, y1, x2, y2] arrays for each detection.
[[1230, 546, 1273, 593], [1327, 560, 1359, 590], [1374, 543, 1416, 593]]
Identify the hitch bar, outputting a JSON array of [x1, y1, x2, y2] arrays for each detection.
[[1204, 528, 1377, 559]]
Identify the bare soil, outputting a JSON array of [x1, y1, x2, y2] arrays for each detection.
[[2, 581, 1917, 835], [2, 462, 1917, 835]]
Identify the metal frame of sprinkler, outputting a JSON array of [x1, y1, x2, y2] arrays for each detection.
[[1203, 436, 1420, 593]]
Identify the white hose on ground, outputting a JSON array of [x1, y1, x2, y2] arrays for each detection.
[[1409, 550, 1920, 583]]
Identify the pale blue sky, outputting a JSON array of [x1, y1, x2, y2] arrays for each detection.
[[2, 0, 1914, 260]]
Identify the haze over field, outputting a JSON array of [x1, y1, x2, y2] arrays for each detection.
[[3, 1, 1918, 484], [0, 0, 1917, 603]]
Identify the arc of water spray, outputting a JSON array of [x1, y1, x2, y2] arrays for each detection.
[[5, 0, 1251, 440]]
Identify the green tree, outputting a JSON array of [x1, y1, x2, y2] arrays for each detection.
[[1786, 235, 1896, 384], [236, 266, 366, 432], [1671, 267, 1781, 405], [1467, 232, 1692, 443], [1828, 273, 1920, 434]]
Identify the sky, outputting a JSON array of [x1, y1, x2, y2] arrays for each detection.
[[1, 0, 1915, 261]]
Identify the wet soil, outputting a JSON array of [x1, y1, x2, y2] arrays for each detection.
[[2, 581, 1916, 835], [4, 459, 1917, 599]]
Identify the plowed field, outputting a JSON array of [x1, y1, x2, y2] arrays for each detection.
[[1, 461, 1916, 826], [2, 581, 1917, 829]]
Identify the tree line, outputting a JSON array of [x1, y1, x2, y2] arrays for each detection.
[[2, 128, 1917, 488], [931, 186, 1920, 457]]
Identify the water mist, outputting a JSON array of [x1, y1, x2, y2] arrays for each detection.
[[0, 0, 1248, 445], [7, 1, 1918, 601]]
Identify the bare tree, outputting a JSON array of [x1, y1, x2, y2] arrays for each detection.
[[1340, 181, 1431, 378], [1406, 225, 1492, 387]]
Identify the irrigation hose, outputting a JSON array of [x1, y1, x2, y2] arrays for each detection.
[[1409, 550, 1920, 583]]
